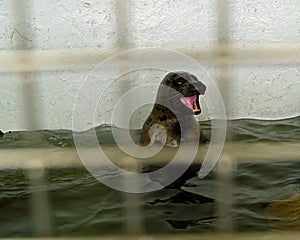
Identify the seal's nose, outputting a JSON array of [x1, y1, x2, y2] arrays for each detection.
[[196, 82, 206, 95], [189, 81, 206, 94]]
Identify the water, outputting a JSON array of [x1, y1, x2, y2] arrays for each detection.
[[0, 117, 299, 236]]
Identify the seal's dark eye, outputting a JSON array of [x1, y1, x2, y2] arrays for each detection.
[[177, 81, 183, 85]]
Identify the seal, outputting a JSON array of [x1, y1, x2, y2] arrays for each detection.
[[140, 71, 208, 147]]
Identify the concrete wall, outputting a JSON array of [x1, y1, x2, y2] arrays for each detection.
[[0, 0, 299, 131]]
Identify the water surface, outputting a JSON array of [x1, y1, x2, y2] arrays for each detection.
[[0, 117, 299, 236]]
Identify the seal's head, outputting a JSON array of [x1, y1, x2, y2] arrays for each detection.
[[156, 71, 206, 115], [140, 71, 208, 147]]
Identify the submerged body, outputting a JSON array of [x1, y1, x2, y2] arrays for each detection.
[[140, 71, 208, 147]]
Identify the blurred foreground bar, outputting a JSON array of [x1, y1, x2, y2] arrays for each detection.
[[1, 44, 300, 72], [0, 141, 299, 169]]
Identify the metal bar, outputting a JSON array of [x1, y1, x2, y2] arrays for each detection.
[[115, 0, 131, 48], [1, 44, 300, 73], [215, 0, 232, 121], [25, 160, 52, 237], [216, 154, 236, 232], [215, 0, 234, 232], [10, 0, 52, 236], [11, 0, 39, 130], [114, 0, 144, 235], [0, 142, 299, 169]]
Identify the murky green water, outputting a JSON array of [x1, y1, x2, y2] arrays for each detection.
[[0, 117, 299, 236]]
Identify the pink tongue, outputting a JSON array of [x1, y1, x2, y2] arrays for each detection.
[[180, 95, 198, 111]]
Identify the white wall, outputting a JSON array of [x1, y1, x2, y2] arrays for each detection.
[[0, 0, 299, 131]]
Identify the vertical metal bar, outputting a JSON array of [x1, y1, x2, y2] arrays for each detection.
[[26, 160, 52, 237], [215, 0, 234, 232], [216, 154, 235, 232], [10, 0, 52, 236], [122, 169, 144, 235], [11, 0, 39, 130], [115, 0, 131, 49], [216, 0, 232, 117], [114, 0, 143, 235]]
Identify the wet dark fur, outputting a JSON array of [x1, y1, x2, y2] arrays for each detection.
[[140, 71, 208, 147]]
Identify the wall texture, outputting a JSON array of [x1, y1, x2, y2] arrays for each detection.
[[0, 0, 299, 131]]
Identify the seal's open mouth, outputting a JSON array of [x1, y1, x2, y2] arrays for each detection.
[[180, 95, 201, 114]]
